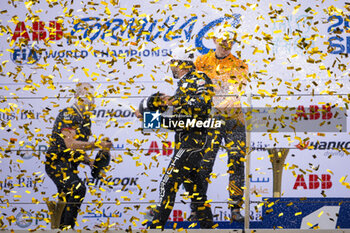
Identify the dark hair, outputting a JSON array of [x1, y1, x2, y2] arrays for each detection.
[[184, 60, 195, 69], [171, 59, 195, 70]]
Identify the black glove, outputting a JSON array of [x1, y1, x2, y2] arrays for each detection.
[[138, 92, 168, 116], [91, 147, 111, 179]]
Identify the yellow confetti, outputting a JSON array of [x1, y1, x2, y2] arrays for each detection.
[[292, 4, 301, 14], [326, 169, 334, 175], [318, 211, 324, 218], [16, 159, 23, 164]]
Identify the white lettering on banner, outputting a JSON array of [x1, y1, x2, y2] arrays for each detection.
[[300, 206, 340, 229]]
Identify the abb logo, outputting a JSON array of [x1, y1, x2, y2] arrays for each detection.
[[147, 141, 173, 156], [295, 105, 333, 120], [12, 21, 63, 41], [169, 210, 183, 221], [293, 174, 332, 190]]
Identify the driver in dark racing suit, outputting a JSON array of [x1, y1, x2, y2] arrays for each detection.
[[137, 47, 219, 229], [45, 83, 112, 229]]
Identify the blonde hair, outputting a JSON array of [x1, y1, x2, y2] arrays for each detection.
[[75, 82, 94, 97]]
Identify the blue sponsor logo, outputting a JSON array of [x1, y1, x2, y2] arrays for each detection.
[[69, 14, 240, 55], [160, 198, 350, 229], [143, 111, 161, 129], [261, 198, 350, 229], [9, 14, 241, 65], [16, 211, 33, 228], [10, 44, 41, 65], [327, 15, 350, 54]]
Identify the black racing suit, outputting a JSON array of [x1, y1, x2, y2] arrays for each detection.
[[186, 51, 248, 215], [45, 105, 91, 228], [185, 116, 246, 210], [149, 70, 215, 229]]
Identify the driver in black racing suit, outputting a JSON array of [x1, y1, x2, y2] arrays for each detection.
[[137, 47, 219, 229]]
